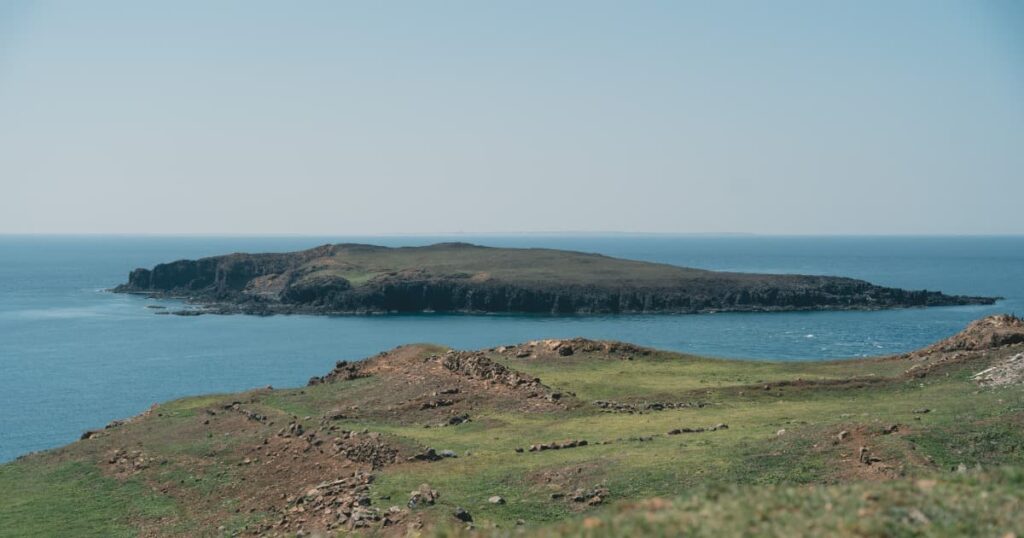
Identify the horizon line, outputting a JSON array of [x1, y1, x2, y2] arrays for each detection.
[[2, 231, 1023, 238]]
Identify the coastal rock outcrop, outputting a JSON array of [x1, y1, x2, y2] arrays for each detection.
[[114, 243, 998, 315], [918, 314, 1024, 354], [905, 314, 1024, 377]]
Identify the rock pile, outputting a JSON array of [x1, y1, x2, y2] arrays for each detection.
[[407, 483, 439, 508], [667, 423, 728, 435], [593, 400, 708, 413], [335, 438, 399, 469], [496, 338, 652, 360], [275, 471, 401, 532], [972, 352, 1024, 387], [223, 402, 268, 423], [308, 360, 369, 385], [524, 439, 589, 452], [569, 485, 610, 506], [438, 351, 545, 390], [408, 447, 458, 462], [278, 421, 306, 438], [859, 446, 882, 465], [272, 425, 399, 468], [106, 448, 155, 476]]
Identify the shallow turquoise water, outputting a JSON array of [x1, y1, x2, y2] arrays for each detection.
[[1, 235, 1022, 462]]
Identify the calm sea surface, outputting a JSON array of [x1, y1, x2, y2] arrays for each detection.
[[1, 235, 1022, 462]]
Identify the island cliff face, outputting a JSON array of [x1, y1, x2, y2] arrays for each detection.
[[114, 243, 997, 315]]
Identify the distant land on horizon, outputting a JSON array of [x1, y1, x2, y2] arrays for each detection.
[[7, 231, 1024, 239], [114, 242, 997, 316]]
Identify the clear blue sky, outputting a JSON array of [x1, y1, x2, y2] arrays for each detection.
[[1, 1, 1021, 234]]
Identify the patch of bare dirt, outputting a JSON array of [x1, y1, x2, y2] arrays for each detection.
[[824, 424, 932, 482]]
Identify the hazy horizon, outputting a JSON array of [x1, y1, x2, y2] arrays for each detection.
[[4, 231, 1024, 239], [2, 1, 1022, 235]]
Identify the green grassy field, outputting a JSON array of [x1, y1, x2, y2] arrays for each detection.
[[1, 324, 1022, 537]]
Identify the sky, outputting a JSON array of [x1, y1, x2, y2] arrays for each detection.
[[1, 1, 1022, 235]]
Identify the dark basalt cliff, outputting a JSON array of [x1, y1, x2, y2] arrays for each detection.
[[113, 243, 997, 315]]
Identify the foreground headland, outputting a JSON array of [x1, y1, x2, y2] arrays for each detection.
[[114, 242, 997, 315], [2, 315, 1023, 536]]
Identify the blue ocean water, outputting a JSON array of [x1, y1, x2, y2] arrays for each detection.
[[1, 235, 1022, 462]]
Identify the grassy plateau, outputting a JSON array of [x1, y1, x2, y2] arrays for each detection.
[[1, 315, 1023, 537]]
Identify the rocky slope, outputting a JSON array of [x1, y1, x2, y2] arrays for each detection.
[[114, 243, 996, 315]]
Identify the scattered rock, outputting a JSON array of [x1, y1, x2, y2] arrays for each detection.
[[667, 424, 728, 435], [308, 360, 368, 385], [453, 507, 473, 522], [447, 414, 470, 426], [972, 352, 1024, 387], [420, 399, 456, 410], [488, 495, 506, 505], [593, 400, 708, 413], [408, 484, 439, 508], [525, 439, 589, 452], [566, 485, 610, 506], [859, 446, 882, 465], [106, 448, 155, 476], [439, 351, 547, 392], [336, 438, 399, 469], [278, 421, 305, 438], [500, 339, 651, 360], [223, 402, 268, 423], [409, 448, 442, 462]]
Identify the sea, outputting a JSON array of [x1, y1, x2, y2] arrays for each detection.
[[1, 235, 1022, 463]]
